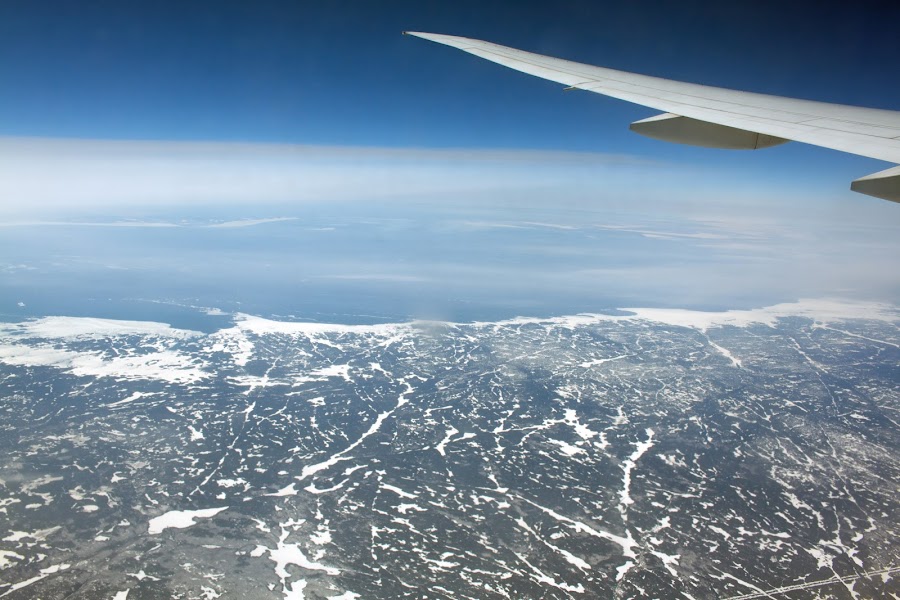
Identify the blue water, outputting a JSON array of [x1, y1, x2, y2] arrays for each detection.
[[0, 198, 856, 328]]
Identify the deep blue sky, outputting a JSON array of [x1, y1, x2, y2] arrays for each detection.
[[0, 0, 898, 196]]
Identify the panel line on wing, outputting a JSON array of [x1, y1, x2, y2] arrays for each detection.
[[475, 48, 822, 124]]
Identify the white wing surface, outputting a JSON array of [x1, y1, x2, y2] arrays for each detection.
[[406, 31, 900, 203]]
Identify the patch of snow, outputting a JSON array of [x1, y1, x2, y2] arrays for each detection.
[[0, 550, 24, 569], [266, 483, 299, 497], [548, 439, 585, 456], [310, 364, 351, 382], [148, 507, 227, 535], [382, 484, 417, 499], [0, 316, 199, 340], [0, 344, 208, 384]]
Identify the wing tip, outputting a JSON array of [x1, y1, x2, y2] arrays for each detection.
[[403, 31, 475, 47]]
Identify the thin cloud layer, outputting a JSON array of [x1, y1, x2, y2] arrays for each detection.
[[0, 137, 661, 217]]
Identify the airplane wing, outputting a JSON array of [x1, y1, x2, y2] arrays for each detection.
[[405, 31, 900, 203]]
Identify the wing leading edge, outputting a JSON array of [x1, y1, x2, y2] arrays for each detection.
[[406, 31, 900, 203]]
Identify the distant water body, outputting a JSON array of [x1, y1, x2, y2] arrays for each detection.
[[4, 201, 886, 330], [0, 292, 641, 333]]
